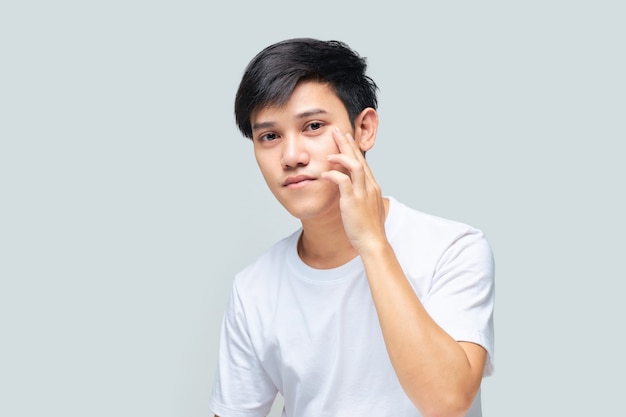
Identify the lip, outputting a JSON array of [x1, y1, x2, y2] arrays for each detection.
[[282, 174, 316, 188]]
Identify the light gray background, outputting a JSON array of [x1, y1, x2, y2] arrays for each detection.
[[1, 1, 624, 416]]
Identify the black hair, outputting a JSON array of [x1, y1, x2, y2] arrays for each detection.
[[234, 38, 378, 139]]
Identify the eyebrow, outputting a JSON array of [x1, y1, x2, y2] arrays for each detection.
[[252, 108, 328, 131], [296, 108, 327, 119]]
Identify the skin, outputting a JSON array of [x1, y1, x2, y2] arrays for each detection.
[[218, 80, 487, 417]]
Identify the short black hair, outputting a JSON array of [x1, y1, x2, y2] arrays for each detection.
[[234, 38, 378, 139]]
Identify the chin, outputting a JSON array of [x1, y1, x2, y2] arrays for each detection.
[[283, 197, 339, 221], [272, 185, 341, 221], [285, 204, 321, 220]]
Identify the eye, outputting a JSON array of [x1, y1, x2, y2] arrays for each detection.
[[305, 122, 323, 131], [258, 132, 279, 142]]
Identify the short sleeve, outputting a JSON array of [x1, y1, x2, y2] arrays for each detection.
[[422, 228, 496, 376], [209, 281, 278, 417]]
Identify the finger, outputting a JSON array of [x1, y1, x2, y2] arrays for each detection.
[[329, 149, 378, 198], [331, 128, 371, 192], [321, 170, 355, 198], [332, 127, 360, 160], [340, 131, 378, 191], [360, 155, 377, 190], [327, 154, 367, 195], [344, 132, 365, 162]]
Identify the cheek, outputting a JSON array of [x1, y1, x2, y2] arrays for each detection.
[[254, 146, 277, 168], [329, 161, 349, 176], [254, 154, 277, 183], [311, 133, 340, 159]]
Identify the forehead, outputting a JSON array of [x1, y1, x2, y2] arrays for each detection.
[[251, 81, 347, 123]]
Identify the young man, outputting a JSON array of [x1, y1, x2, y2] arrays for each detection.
[[209, 38, 495, 417]]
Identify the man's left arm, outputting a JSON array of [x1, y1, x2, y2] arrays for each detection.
[[359, 239, 488, 417], [323, 128, 490, 417]]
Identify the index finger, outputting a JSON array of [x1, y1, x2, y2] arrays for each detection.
[[332, 127, 362, 160]]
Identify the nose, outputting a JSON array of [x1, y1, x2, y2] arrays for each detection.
[[280, 134, 309, 169]]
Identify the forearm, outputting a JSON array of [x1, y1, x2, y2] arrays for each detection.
[[360, 240, 484, 417]]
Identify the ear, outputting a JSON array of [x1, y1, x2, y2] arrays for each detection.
[[354, 107, 379, 153]]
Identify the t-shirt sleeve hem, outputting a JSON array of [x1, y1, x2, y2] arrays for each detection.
[[449, 329, 495, 377], [209, 399, 268, 417]]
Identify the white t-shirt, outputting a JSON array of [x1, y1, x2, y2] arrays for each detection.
[[209, 197, 495, 417]]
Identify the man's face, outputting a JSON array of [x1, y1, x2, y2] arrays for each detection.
[[250, 81, 354, 221]]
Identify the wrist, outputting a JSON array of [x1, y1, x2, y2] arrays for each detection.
[[356, 236, 392, 259]]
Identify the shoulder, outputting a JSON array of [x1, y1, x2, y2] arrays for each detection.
[[386, 196, 492, 259], [385, 197, 494, 300], [232, 228, 301, 294]]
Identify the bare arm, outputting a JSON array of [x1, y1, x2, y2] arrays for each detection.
[[324, 126, 487, 417], [360, 240, 486, 417]]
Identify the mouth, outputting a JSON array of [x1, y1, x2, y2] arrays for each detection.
[[283, 175, 316, 188]]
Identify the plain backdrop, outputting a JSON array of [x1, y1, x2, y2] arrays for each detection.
[[1, 1, 624, 416]]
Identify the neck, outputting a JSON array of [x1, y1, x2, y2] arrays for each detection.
[[297, 197, 390, 269], [298, 213, 358, 270]]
